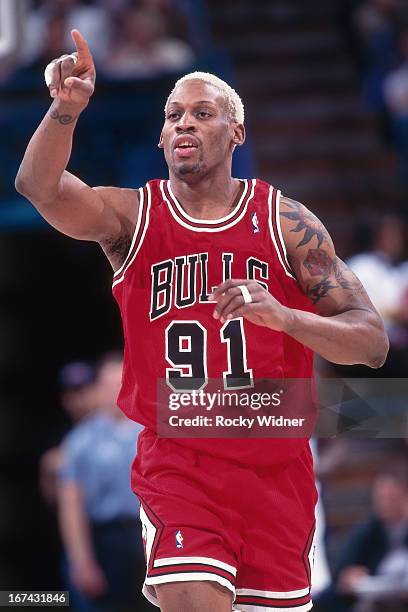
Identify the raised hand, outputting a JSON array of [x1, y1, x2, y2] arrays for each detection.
[[44, 29, 96, 110]]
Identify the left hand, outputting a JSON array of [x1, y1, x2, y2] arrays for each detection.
[[70, 557, 108, 598], [338, 565, 369, 594], [209, 279, 291, 331]]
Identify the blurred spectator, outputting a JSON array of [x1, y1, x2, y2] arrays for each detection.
[[337, 0, 367, 76], [346, 214, 408, 375], [314, 469, 408, 612], [22, 12, 68, 74], [57, 352, 147, 611], [347, 215, 405, 325], [58, 361, 98, 423], [355, 0, 401, 46], [102, 7, 194, 80], [96, 0, 129, 12], [398, 252, 408, 320], [353, 0, 402, 110], [136, 0, 191, 46], [383, 27, 408, 187], [39, 360, 97, 507], [20, 0, 111, 67], [174, 0, 212, 53], [384, 29, 408, 115], [134, 0, 212, 53]]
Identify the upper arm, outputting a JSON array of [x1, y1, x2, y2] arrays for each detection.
[[27, 170, 138, 243], [279, 196, 378, 318]]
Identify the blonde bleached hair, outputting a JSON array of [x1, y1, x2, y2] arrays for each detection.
[[165, 71, 245, 124]]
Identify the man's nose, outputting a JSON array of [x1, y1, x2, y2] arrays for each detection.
[[175, 113, 196, 131]]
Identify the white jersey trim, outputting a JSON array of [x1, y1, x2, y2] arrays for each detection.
[[153, 556, 237, 576], [161, 179, 256, 233], [275, 189, 295, 276], [267, 187, 296, 280], [236, 603, 313, 612], [236, 587, 310, 598], [167, 179, 248, 224], [113, 187, 144, 278], [139, 504, 157, 570], [143, 573, 235, 607], [112, 182, 151, 288]]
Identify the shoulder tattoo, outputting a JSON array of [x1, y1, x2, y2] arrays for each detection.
[[280, 197, 331, 248]]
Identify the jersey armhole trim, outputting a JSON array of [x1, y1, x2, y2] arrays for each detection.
[[112, 182, 151, 288], [113, 186, 144, 278], [268, 187, 296, 280]]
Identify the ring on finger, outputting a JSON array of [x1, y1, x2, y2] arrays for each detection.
[[237, 284, 252, 304]]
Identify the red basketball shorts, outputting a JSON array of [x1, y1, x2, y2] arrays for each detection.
[[131, 428, 318, 611]]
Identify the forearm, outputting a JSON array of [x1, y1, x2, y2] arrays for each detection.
[[15, 100, 84, 202], [57, 484, 95, 565], [283, 307, 389, 368]]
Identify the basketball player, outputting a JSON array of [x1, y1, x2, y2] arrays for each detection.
[[16, 30, 389, 612]]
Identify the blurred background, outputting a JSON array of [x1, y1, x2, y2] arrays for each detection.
[[1, 1, 408, 611]]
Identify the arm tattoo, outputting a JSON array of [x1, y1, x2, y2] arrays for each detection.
[[306, 278, 337, 304], [303, 249, 333, 277], [303, 248, 337, 302], [281, 197, 331, 248], [50, 108, 77, 125], [303, 252, 365, 303], [334, 259, 352, 290], [334, 258, 365, 294]]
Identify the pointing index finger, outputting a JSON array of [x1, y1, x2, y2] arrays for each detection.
[[71, 29, 91, 60]]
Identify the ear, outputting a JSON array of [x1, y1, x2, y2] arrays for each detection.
[[158, 131, 164, 149], [232, 123, 245, 147]]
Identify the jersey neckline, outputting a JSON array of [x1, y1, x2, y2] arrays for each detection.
[[161, 178, 256, 232]]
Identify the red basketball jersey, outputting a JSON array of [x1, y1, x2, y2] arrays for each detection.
[[112, 178, 316, 465]]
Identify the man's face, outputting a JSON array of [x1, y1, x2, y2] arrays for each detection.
[[61, 385, 96, 421], [373, 477, 408, 524], [159, 80, 244, 180], [95, 361, 123, 411]]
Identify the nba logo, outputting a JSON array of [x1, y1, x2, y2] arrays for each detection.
[[175, 530, 184, 549], [251, 212, 260, 234]]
